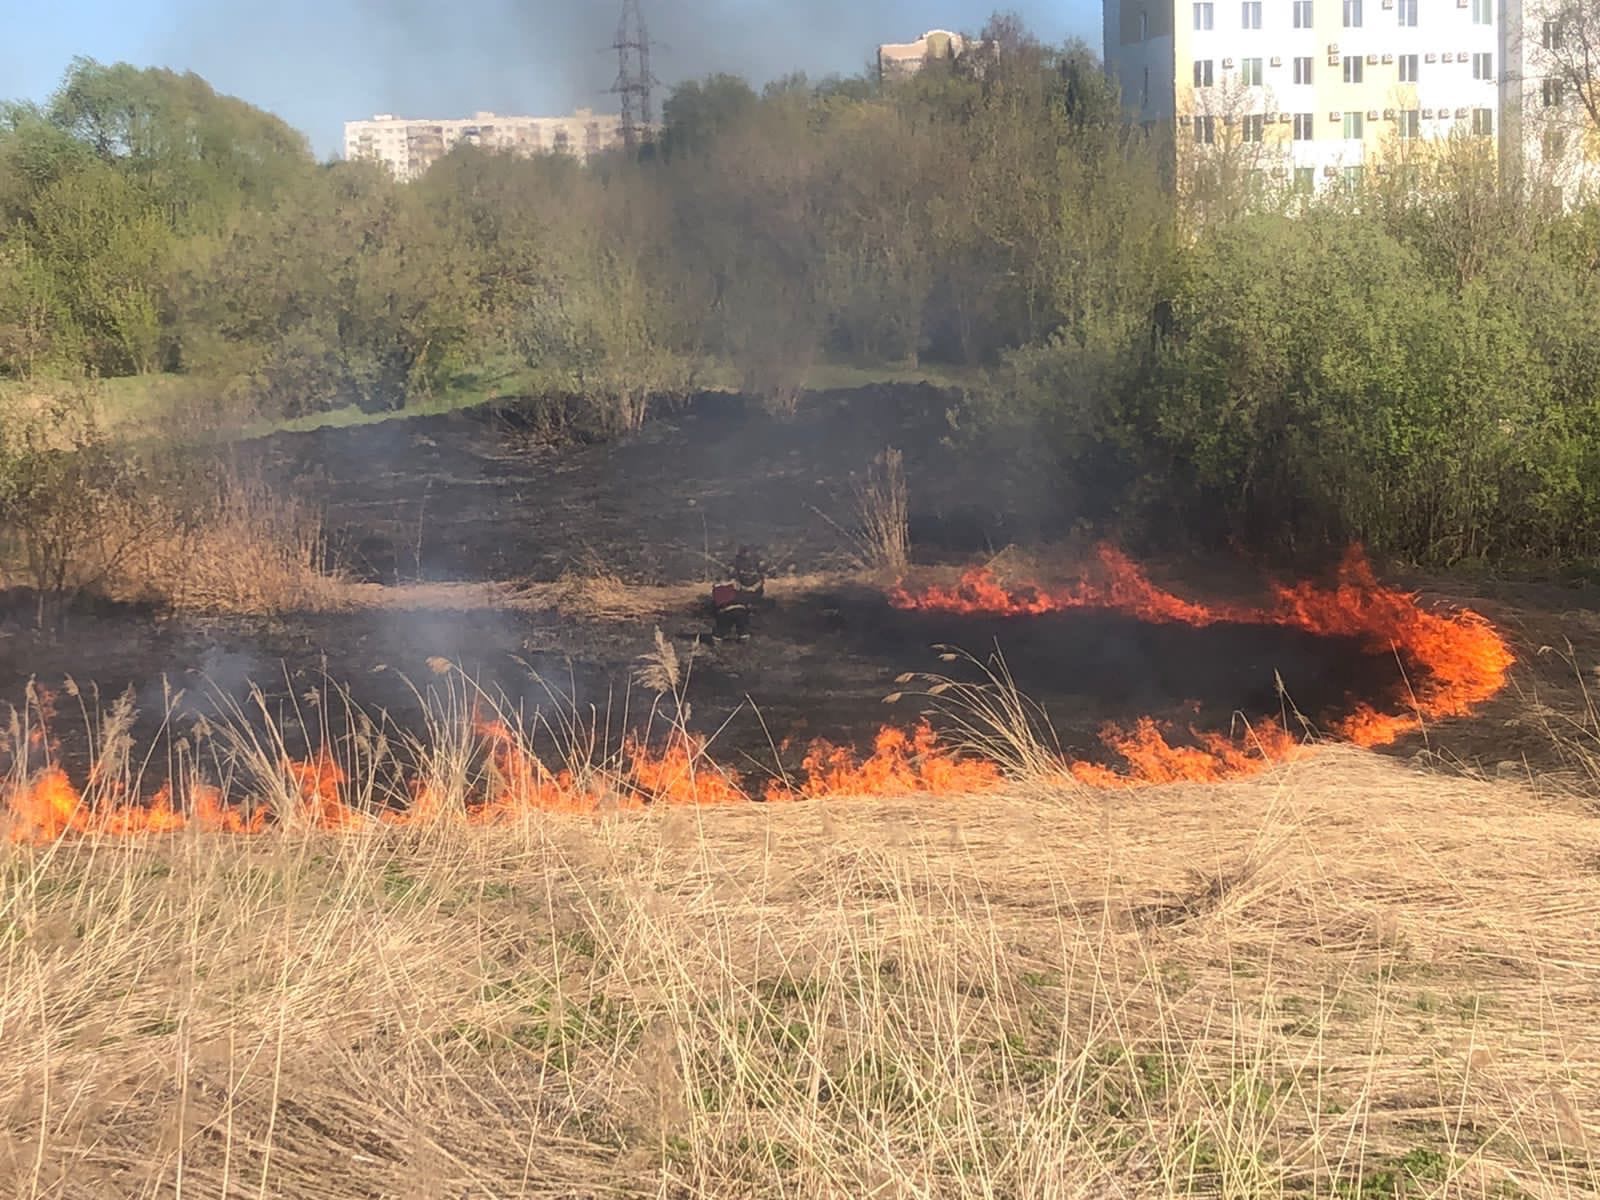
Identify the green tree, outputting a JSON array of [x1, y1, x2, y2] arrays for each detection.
[[29, 162, 170, 375], [660, 75, 759, 160], [47, 58, 313, 231], [0, 236, 71, 377], [186, 162, 475, 415]]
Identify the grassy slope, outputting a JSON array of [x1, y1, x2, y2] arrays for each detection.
[[82, 356, 985, 441], [4, 749, 1596, 1198]]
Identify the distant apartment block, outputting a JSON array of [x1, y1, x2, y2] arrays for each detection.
[[343, 109, 627, 180], [878, 30, 968, 80], [1103, 0, 1600, 201], [1500, 0, 1600, 199]]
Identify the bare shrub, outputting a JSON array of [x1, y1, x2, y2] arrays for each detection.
[[851, 447, 910, 573], [741, 346, 813, 419], [128, 465, 344, 615], [0, 391, 341, 622], [726, 271, 821, 420], [0, 392, 159, 626]]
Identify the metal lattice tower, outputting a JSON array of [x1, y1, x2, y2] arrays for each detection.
[[610, 0, 658, 150]]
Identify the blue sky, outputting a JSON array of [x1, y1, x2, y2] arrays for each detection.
[[0, 0, 1100, 158]]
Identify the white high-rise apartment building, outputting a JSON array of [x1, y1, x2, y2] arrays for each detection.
[[1500, 1, 1600, 198], [343, 109, 627, 180], [1104, 0, 1600, 199]]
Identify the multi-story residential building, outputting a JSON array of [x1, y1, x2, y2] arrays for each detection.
[[878, 30, 968, 80], [1104, 0, 1599, 199], [343, 109, 627, 180], [1500, 0, 1600, 198]]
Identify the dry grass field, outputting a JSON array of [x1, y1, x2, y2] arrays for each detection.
[[4, 386, 1598, 1198], [3, 744, 1597, 1199]]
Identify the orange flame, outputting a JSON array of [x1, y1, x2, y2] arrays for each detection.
[[284, 751, 364, 830], [1064, 717, 1303, 789], [770, 722, 1002, 801], [2, 546, 1515, 843], [4, 771, 266, 842], [6, 767, 86, 843], [626, 733, 749, 807], [890, 544, 1514, 752]]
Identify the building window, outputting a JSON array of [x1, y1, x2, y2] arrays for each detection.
[[1472, 0, 1490, 24], [1544, 128, 1568, 156], [1294, 56, 1313, 84], [1343, 165, 1365, 188], [1344, 110, 1364, 138], [1194, 2, 1214, 29], [1241, 57, 1264, 85], [1543, 18, 1563, 48], [1398, 54, 1419, 82], [1194, 58, 1215, 86], [1243, 113, 1266, 141], [1396, 0, 1417, 25], [1242, 0, 1262, 28], [1472, 107, 1494, 134], [1293, 111, 1316, 139], [1193, 114, 1216, 143], [1543, 77, 1565, 107], [1344, 56, 1364, 83], [1139, 9, 1149, 37], [1398, 109, 1420, 138], [1343, 0, 1362, 26], [1293, 0, 1313, 26], [1473, 52, 1493, 80], [1294, 166, 1316, 193]]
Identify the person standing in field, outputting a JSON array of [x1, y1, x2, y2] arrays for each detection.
[[711, 546, 766, 642]]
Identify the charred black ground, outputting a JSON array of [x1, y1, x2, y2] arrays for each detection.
[[252, 385, 1063, 585], [0, 385, 1591, 784]]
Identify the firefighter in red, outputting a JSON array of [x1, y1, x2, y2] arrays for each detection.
[[711, 546, 766, 642]]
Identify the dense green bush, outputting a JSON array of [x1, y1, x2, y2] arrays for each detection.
[[1004, 207, 1600, 568]]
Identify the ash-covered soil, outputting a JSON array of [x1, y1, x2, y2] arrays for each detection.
[[253, 385, 1066, 585], [2, 385, 1597, 783]]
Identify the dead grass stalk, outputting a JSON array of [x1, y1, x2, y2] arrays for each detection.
[[850, 447, 910, 574]]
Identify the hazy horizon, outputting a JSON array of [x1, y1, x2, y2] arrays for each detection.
[[2, 0, 1098, 159]]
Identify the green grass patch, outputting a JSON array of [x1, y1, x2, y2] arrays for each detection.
[[64, 354, 986, 445]]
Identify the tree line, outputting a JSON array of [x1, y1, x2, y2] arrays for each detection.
[[4, 20, 1600, 573]]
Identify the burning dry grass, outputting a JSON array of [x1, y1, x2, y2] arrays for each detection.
[[0, 544, 1583, 1195], [2, 749, 1597, 1198]]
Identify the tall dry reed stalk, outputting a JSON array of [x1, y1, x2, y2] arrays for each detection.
[[850, 447, 910, 574]]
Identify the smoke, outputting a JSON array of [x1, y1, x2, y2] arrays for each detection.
[[98, 0, 1094, 156]]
